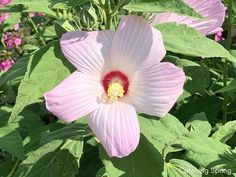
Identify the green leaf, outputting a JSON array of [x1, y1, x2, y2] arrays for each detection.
[[206, 150, 236, 175], [123, 0, 203, 19], [8, 41, 73, 122], [14, 140, 79, 177], [50, 0, 86, 9], [22, 44, 40, 51], [216, 79, 236, 93], [78, 138, 104, 177], [2, 13, 21, 31], [40, 123, 91, 145], [0, 57, 28, 88], [23, 126, 51, 153], [139, 114, 188, 154], [54, 20, 76, 38], [163, 159, 202, 177], [185, 113, 211, 137], [13, 109, 44, 139], [0, 154, 16, 177], [100, 135, 164, 177], [212, 121, 236, 143], [63, 139, 84, 166], [0, 106, 12, 127], [0, 125, 24, 159], [11, 0, 57, 18], [174, 133, 231, 167], [155, 23, 236, 63]]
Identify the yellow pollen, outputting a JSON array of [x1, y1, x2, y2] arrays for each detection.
[[107, 82, 125, 102]]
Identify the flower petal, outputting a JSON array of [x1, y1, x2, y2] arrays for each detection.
[[152, 0, 226, 35], [129, 62, 185, 117], [88, 101, 140, 157], [108, 15, 166, 78], [60, 30, 114, 77], [44, 71, 103, 122]]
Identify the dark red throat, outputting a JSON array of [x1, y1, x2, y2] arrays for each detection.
[[102, 71, 129, 95]]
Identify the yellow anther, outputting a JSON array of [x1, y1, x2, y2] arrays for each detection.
[[107, 82, 124, 102]]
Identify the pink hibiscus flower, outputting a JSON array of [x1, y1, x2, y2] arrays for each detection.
[[44, 16, 185, 157], [151, 0, 226, 35], [0, 0, 11, 6]]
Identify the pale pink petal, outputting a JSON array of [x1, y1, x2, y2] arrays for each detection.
[[0, 0, 11, 6], [152, 0, 226, 35], [60, 30, 114, 77], [88, 101, 140, 157], [108, 15, 166, 78], [129, 62, 185, 117], [44, 71, 103, 122]]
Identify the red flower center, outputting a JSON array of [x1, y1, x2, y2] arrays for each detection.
[[102, 71, 129, 95]]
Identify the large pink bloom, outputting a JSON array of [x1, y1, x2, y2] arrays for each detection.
[[0, 0, 11, 6], [44, 16, 185, 157], [152, 0, 226, 35]]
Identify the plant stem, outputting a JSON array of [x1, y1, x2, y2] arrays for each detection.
[[28, 15, 46, 46], [1, 36, 6, 49], [111, 0, 124, 16], [7, 159, 20, 177], [223, 0, 233, 123], [104, 0, 111, 29]]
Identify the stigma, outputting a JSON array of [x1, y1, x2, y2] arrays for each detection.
[[102, 71, 129, 103], [107, 82, 125, 102]]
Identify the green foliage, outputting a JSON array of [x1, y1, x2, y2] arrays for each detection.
[[100, 135, 164, 177], [0, 125, 24, 159], [1, 0, 236, 176], [217, 79, 236, 93], [139, 114, 188, 154], [0, 57, 28, 88], [212, 121, 236, 143], [163, 159, 202, 177], [185, 113, 212, 137], [14, 140, 79, 177], [155, 23, 236, 63], [173, 133, 233, 168], [11, 0, 57, 18], [2, 13, 21, 32], [8, 41, 73, 122], [124, 0, 203, 18], [40, 122, 91, 145]]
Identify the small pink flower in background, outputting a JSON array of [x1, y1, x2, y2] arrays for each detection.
[[0, 0, 11, 6], [13, 23, 19, 30], [13, 37, 21, 46], [0, 14, 20, 30], [4, 32, 22, 49], [44, 16, 185, 157], [152, 0, 226, 35], [29, 12, 46, 17], [0, 59, 14, 72], [214, 32, 225, 42], [0, 13, 9, 24]]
